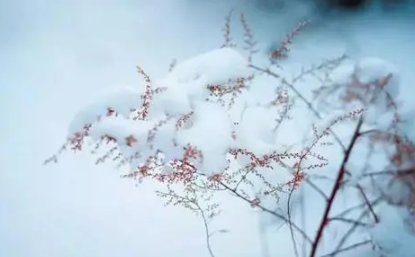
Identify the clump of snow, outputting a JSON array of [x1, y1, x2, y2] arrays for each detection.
[[156, 48, 251, 105], [176, 101, 233, 174], [148, 82, 193, 118], [364, 106, 396, 129], [67, 48, 251, 176], [68, 86, 142, 136], [373, 173, 413, 207], [355, 57, 399, 93], [329, 61, 355, 87], [318, 57, 400, 128], [167, 48, 250, 85], [232, 104, 278, 166], [396, 107, 415, 141], [88, 116, 151, 146], [356, 58, 400, 125], [149, 118, 183, 162], [88, 116, 160, 165]]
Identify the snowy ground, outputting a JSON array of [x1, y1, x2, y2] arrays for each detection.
[[1, 0, 415, 257]]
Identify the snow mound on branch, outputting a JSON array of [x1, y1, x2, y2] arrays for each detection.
[[67, 48, 251, 175], [148, 47, 250, 117], [88, 116, 152, 146], [68, 86, 142, 136], [355, 58, 399, 91], [396, 107, 415, 141], [232, 105, 278, 166], [330, 58, 399, 94], [167, 47, 249, 85], [321, 57, 400, 127], [148, 82, 193, 118], [355, 58, 400, 125], [177, 101, 233, 174], [329, 61, 355, 86]]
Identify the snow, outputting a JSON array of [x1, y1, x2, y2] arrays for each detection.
[[258, 184, 302, 228], [328, 58, 399, 108], [155, 48, 251, 105], [167, 47, 250, 85], [149, 83, 192, 117], [5, 1, 415, 257], [67, 47, 248, 175], [355, 57, 399, 90], [87, 116, 156, 165], [232, 104, 278, 163], [396, 107, 415, 141], [317, 56, 401, 129], [65, 25, 415, 257], [176, 101, 233, 174], [68, 86, 142, 136], [377, 175, 413, 206], [370, 205, 415, 257]]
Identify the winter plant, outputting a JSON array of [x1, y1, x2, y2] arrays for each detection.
[[46, 10, 415, 257]]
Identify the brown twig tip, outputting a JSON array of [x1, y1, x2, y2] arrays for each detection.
[[270, 20, 309, 60], [239, 12, 258, 63], [221, 9, 236, 48]]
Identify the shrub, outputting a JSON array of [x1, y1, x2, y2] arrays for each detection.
[[46, 10, 415, 257]]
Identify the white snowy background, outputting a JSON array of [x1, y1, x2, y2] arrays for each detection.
[[1, 0, 415, 257]]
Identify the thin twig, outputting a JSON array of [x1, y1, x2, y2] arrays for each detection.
[[332, 197, 382, 219], [300, 186, 307, 257], [356, 184, 379, 223], [188, 163, 313, 244], [220, 180, 313, 244], [320, 240, 372, 257], [333, 199, 382, 252], [288, 187, 300, 257], [249, 64, 347, 152], [328, 217, 371, 227], [197, 203, 217, 257], [304, 178, 329, 200]]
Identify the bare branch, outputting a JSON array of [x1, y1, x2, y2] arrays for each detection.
[[309, 116, 364, 257], [320, 240, 372, 257]]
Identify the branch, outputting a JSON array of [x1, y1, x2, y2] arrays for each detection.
[[287, 187, 300, 257], [332, 197, 382, 219], [328, 217, 371, 227], [196, 202, 217, 257], [319, 240, 372, 257], [304, 178, 329, 200], [359, 168, 414, 178], [218, 179, 313, 244], [356, 184, 379, 223], [156, 188, 217, 257], [249, 64, 347, 152], [182, 162, 314, 245], [333, 197, 382, 252], [309, 116, 364, 257]]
